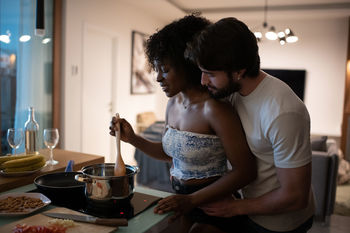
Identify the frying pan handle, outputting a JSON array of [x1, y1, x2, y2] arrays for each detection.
[[75, 174, 92, 183]]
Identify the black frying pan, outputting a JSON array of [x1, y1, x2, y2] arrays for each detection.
[[34, 172, 86, 208]]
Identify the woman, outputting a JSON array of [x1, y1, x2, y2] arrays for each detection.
[[110, 14, 256, 233]]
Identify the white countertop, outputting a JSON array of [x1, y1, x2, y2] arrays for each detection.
[[0, 184, 173, 233]]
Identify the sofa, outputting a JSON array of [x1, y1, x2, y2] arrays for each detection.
[[311, 136, 340, 224], [134, 121, 173, 193]]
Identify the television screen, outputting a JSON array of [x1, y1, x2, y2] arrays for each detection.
[[263, 69, 306, 101]]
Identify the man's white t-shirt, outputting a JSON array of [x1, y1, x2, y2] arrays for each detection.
[[229, 74, 315, 232]]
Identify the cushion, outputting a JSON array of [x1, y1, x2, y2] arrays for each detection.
[[311, 136, 328, 152]]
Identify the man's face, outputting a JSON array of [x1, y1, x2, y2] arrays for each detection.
[[199, 66, 241, 99]]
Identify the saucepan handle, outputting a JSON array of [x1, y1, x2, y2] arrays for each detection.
[[134, 165, 140, 174], [75, 173, 92, 183]]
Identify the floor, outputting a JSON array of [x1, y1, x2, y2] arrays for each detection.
[[304, 183, 350, 232], [309, 215, 350, 233], [334, 183, 350, 216]]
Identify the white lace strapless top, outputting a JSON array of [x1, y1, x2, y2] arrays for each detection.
[[162, 125, 227, 180]]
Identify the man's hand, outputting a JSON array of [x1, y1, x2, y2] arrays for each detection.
[[200, 195, 238, 217], [154, 194, 195, 221]]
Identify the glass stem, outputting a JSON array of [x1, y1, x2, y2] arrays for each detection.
[[49, 148, 53, 162]]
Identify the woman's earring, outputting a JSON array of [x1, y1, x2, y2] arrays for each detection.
[[237, 76, 241, 81]]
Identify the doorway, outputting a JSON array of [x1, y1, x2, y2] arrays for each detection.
[[81, 24, 117, 162]]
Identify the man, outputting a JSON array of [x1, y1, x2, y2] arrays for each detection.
[[184, 17, 314, 233]]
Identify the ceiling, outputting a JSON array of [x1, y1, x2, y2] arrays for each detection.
[[121, 0, 350, 22], [168, 0, 350, 11]]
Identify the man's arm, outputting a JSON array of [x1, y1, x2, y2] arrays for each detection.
[[202, 112, 312, 217], [201, 163, 311, 217]]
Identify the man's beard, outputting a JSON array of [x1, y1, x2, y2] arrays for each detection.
[[208, 79, 241, 99]]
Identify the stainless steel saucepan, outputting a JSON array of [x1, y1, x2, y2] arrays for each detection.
[[75, 163, 139, 202]]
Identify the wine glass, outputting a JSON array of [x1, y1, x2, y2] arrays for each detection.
[[7, 128, 24, 155], [43, 128, 59, 165]]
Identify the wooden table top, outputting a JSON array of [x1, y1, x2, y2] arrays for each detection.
[[0, 149, 104, 192]]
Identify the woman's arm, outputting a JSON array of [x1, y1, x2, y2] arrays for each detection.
[[110, 117, 171, 162], [189, 99, 256, 205]]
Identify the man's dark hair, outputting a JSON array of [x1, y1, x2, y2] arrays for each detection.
[[145, 14, 211, 86], [185, 17, 260, 78]]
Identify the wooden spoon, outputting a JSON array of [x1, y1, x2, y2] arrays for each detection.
[[114, 113, 126, 176]]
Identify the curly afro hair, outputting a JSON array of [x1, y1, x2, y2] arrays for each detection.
[[145, 14, 211, 86]]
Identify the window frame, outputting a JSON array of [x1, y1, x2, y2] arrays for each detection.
[[53, 0, 61, 147]]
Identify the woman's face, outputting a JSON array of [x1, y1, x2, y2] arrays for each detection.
[[154, 60, 186, 97]]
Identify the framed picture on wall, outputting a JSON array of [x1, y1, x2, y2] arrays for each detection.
[[130, 31, 156, 94]]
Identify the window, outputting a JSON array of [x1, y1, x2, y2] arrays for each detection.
[[0, 0, 54, 155]]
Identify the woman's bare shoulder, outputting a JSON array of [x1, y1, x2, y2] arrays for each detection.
[[204, 98, 242, 134], [204, 98, 234, 113]]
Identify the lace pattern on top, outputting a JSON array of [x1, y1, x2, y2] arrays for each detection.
[[162, 125, 227, 180]]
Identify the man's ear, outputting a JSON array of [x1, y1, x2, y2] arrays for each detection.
[[237, 69, 246, 78], [232, 69, 246, 81]]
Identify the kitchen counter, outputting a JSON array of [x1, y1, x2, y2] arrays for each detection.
[[0, 184, 173, 233], [0, 149, 104, 192]]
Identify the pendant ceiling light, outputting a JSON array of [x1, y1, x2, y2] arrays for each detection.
[[253, 0, 298, 45]]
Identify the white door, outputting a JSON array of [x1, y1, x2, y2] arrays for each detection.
[[81, 24, 116, 162]]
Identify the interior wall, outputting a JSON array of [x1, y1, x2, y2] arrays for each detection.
[[62, 0, 173, 164]]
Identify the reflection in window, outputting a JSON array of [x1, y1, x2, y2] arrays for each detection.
[[0, 0, 53, 155]]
